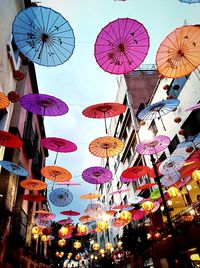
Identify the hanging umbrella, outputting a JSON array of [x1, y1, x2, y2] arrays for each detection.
[[179, 160, 200, 177], [175, 176, 191, 188], [21, 194, 46, 202], [179, 0, 200, 3], [60, 210, 80, 216], [20, 94, 68, 116], [37, 212, 56, 221], [35, 218, 52, 228], [0, 92, 10, 109], [0, 161, 28, 176], [156, 25, 200, 78], [109, 189, 130, 195], [106, 210, 117, 217], [176, 134, 200, 150], [89, 136, 124, 158], [34, 210, 51, 215], [136, 183, 157, 191], [111, 204, 130, 210], [12, 6, 75, 67], [49, 188, 73, 207], [79, 215, 94, 222], [56, 181, 81, 186], [57, 218, 73, 225], [20, 179, 47, 191], [82, 102, 126, 133], [94, 18, 149, 74], [82, 166, 112, 184], [121, 166, 150, 181], [0, 130, 23, 148], [160, 172, 180, 187], [41, 137, 77, 164], [130, 209, 146, 220], [159, 155, 185, 175], [80, 193, 102, 200], [136, 135, 170, 155], [137, 99, 180, 130], [41, 166, 72, 188], [111, 218, 128, 228], [185, 103, 200, 112], [85, 203, 105, 219], [128, 196, 144, 204], [150, 187, 165, 199]]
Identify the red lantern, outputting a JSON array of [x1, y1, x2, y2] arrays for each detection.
[[7, 91, 20, 103], [174, 117, 182, 123], [58, 226, 69, 238], [166, 95, 174, 100], [186, 146, 194, 153], [13, 70, 25, 81], [159, 74, 165, 79], [163, 84, 170, 90], [178, 129, 186, 136]]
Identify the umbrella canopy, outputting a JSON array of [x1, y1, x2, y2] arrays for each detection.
[[111, 204, 130, 210], [136, 135, 170, 155], [179, 0, 200, 3], [150, 187, 164, 199], [20, 179, 47, 191], [0, 161, 28, 176], [37, 212, 56, 221], [80, 193, 102, 200], [0, 92, 10, 109], [56, 181, 81, 186], [109, 189, 130, 195], [185, 103, 200, 112], [175, 176, 192, 188], [160, 172, 180, 187], [159, 155, 185, 175], [41, 166, 72, 182], [137, 99, 180, 130], [35, 218, 52, 228], [156, 25, 200, 78], [136, 183, 157, 191], [82, 166, 112, 184], [60, 210, 80, 216], [12, 6, 75, 67], [121, 166, 150, 181], [176, 134, 200, 150], [20, 94, 68, 116], [34, 210, 51, 214], [79, 215, 94, 222], [128, 196, 144, 204], [131, 209, 146, 220], [21, 194, 46, 202], [89, 136, 124, 158], [94, 18, 149, 74], [49, 188, 73, 207], [85, 203, 105, 219], [0, 130, 23, 148], [57, 218, 73, 225]]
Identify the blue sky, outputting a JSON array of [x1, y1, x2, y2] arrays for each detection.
[[35, 0, 200, 222]]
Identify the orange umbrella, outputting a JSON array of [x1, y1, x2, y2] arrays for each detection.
[[79, 215, 94, 222], [80, 193, 102, 199], [20, 178, 47, 191], [0, 92, 10, 109], [156, 25, 200, 78], [89, 136, 124, 158]]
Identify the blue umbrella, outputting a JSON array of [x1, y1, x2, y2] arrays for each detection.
[[137, 99, 180, 130], [179, 0, 200, 3], [176, 134, 200, 149], [0, 160, 28, 176], [12, 6, 75, 67], [49, 188, 73, 207]]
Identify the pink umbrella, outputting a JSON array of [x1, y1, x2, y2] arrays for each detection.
[[175, 176, 191, 188], [136, 135, 170, 155], [94, 18, 149, 74], [131, 209, 146, 220], [55, 181, 81, 186], [37, 212, 56, 221], [41, 137, 77, 164], [111, 204, 130, 210], [109, 189, 130, 195], [57, 218, 73, 225], [185, 103, 200, 112]]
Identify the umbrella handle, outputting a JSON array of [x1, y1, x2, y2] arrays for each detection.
[[104, 113, 108, 134], [158, 111, 166, 131], [54, 151, 59, 165]]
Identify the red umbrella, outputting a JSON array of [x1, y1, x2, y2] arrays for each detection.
[[136, 183, 157, 191], [21, 194, 46, 202], [130, 209, 146, 220], [82, 102, 126, 133], [60, 210, 80, 216], [121, 166, 150, 181], [0, 130, 23, 148], [111, 204, 130, 210]]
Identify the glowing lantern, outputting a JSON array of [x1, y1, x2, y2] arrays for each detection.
[[58, 226, 69, 238], [56, 251, 60, 257], [92, 243, 100, 251], [192, 170, 200, 181], [119, 211, 132, 221], [141, 200, 155, 212], [186, 146, 194, 153], [99, 249, 105, 254], [31, 226, 39, 235], [163, 84, 170, 90], [68, 252, 72, 259], [166, 95, 174, 100], [41, 235, 48, 242], [97, 221, 108, 231], [33, 234, 39, 240], [190, 254, 200, 261], [75, 253, 81, 260], [59, 252, 64, 258], [73, 241, 81, 249], [7, 91, 20, 103], [174, 117, 182, 123], [168, 186, 179, 197], [77, 224, 88, 234], [117, 240, 123, 248], [178, 129, 185, 136], [58, 239, 66, 247], [105, 242, 113, 251]]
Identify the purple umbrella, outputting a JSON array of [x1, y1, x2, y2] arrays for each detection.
[[20, 93, 68, 116], [82, 166, 112, 184], [94, 18, 150, 74], [159, 155, 185, 175], [136, 135, 170, 155]]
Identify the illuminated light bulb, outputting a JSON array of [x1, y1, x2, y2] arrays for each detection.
[[58, 226, 69, 238], [192, 170, 200, 181], [167, 186, 179, 197], [117, 240, 123, 248], [97, 221, 108, 231], [91, 255, 94, 260], [105, 242, 112, 250], [160, 205, 164, 211], [92, 243, 100, 251], [167, 200, 172, 206], [32, 226, 39, 235], [99, 249, 105, 254], [73, 241, 81, 249], [94, 256, 98, 260], [147, 233, 152, 240], [186, 185, 192, 191]]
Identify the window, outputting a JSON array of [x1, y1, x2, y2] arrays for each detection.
[[149, 119, 158, 136], [7, 36, 21, 70], [0, 109, 8, 130], [182, 108, 200, 137], [123, 195, 128, 204], [158, 151, 167, 162], [168, 135, 179, 154], [167, 76, 188, 98]]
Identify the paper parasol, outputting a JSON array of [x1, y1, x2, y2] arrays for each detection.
[[57, 218, 73, 225], [12, 6, 75, 67], [94, 18, 149, 74], [60, 210, 80, 216], [160, 172, 180, 187], [121, 166, 150, 181], [128, 196, 144, 204], [20, 94, 68, 116], [35, 218, 51, 228], [41, 166, 72, 182], [85, 203, 105, 219], [79, 215, 94, 222], [159, 155, 185, 175], [0, 161, 28, 176], [131, 209, 146, 220], [82, 166, 112, 184], [109, 189, 130, 195], [111, 204, 130, 210], [179, 0, 200, 3], [176, 134, 200, 150], [150, 188, 164, 199], [185, 103, 200, 112], [20, 179, 47, 191], [37, 212, 56, 221], [136, 183, 157, 191], [136, 135, 170, 155], [80, 193, 102, 199], [0, 92, 10, 109], [49, 188, 73, 207], [34, 210, 51, 215], [21, 194, 46, 202], [0, 130, 23, 148], [175, 176, 192, 188]]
